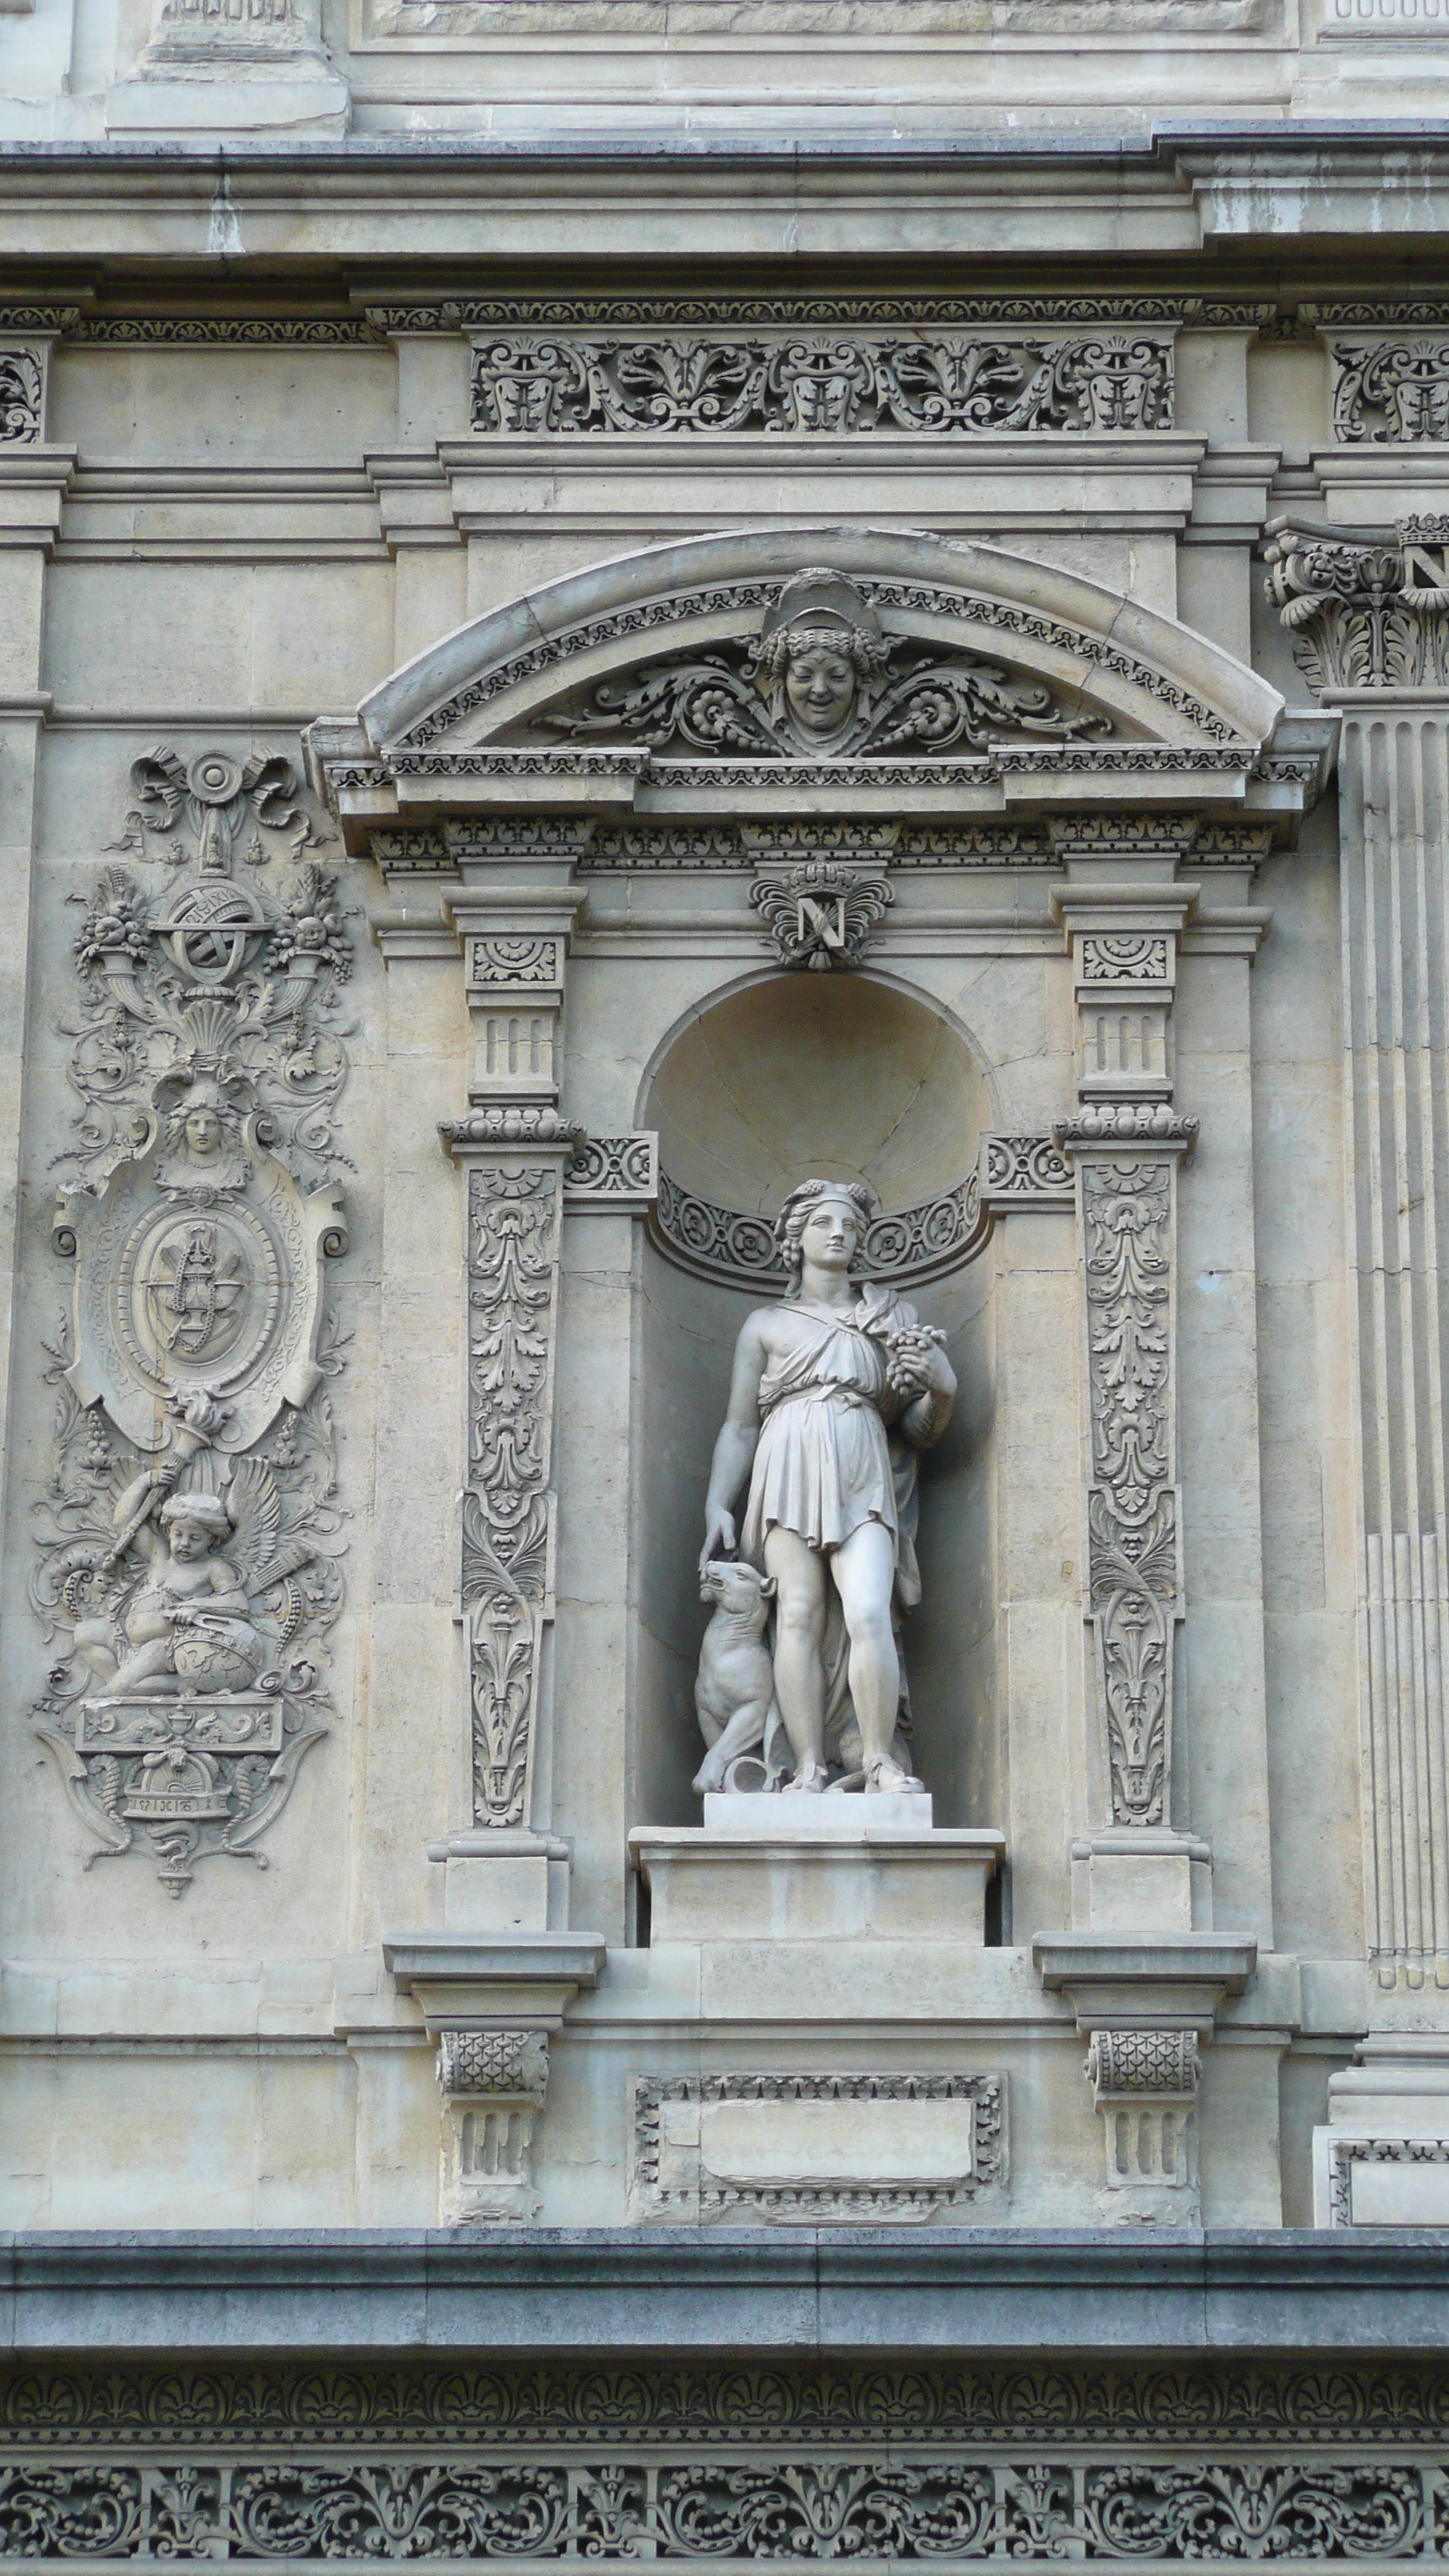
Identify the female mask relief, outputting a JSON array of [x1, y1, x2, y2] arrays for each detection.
[[751, 569, 892, 755]]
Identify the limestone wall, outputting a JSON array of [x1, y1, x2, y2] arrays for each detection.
[[1, 228, 1448, 2234]]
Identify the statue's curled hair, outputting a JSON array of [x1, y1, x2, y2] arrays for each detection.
[[752, 618, 891, 691], [775, 1178, 879, 1287]]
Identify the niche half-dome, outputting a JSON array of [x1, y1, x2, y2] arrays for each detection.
[[642, 972, 990, 1220]]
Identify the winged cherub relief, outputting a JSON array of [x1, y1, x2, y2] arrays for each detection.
[[73, 1451, 314, 1706], [543, 566, 1110, 762]]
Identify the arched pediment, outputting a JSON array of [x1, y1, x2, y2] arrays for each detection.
[[316, 526, 1289, 824], [371, 525, 1277, 752]]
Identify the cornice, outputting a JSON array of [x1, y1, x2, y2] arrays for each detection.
[[0, 2228, 1448, 2355], [0, 131, 1448, 266]]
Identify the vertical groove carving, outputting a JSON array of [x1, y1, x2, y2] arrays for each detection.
[[1345, 712, 1449, 1985]]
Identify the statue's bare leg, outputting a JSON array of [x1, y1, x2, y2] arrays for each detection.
[[762, 1526, 829, 1788], [73, 1619, 119, 1685], [831, 1520, 909, 1789], [103, 1636, 181, 1698]]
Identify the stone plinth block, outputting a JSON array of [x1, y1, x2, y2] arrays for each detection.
[[630, 1827, 1004, 1944], [1314, 2040, 1449, 2228], [702, 1791, 933, 1834]]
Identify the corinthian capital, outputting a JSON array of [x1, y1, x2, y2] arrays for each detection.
[[1264, 514, 1449, 694]]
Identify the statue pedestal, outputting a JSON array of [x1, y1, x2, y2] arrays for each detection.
[[702, 1790, 933, 1834], [630, 1819, 1002, 1944]]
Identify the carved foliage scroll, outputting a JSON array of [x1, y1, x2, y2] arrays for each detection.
[[461, 1156, 567, 1829], [0, 345, 44, 444], [30, 751, 350, 1896], [1332, 335, 1449, 443], [1080, 1160, 1183, 1829], [470, 331, 1174, 437], [540, 625, 1109, 764]]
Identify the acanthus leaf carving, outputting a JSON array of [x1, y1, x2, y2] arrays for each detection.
[[1075, 1158, 1185, 1830], [458, 1158, 568, 1830], [1264, 519, 1449, 691], [1331, 334, 1449, 444], [534, 567, 1112, 766], [468, 330, 1173, 438], [0, 345, 44, 444], [30, 761, 351, 1896]]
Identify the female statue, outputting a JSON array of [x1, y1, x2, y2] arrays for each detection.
[[699, 1178, 956, 1794]]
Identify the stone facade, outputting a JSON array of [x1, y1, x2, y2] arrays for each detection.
[[2, 0, 1449, 2549]]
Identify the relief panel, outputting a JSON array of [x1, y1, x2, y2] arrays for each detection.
[[30, 752, 351, 1897]]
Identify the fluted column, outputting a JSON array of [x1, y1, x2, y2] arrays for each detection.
[[1341, 707, 1449, 1989], [1268, 518, 1449, 1993]]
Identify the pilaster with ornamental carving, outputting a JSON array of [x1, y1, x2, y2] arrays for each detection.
[[385, 817, 601, 2221], [440, 828, 587, 1840], [1050, 846, 1199, 1840]]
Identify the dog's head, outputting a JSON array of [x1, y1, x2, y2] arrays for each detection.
[[700, 1560, 776, 1619]]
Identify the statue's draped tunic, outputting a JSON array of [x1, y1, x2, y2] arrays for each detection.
[[740, 1287, 925, 1612]]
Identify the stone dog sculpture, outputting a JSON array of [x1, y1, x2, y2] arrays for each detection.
[[692, 1560, 781, 1796], [698, 1176, 956, 1796]]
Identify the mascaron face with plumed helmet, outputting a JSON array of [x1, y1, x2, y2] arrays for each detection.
[[749, 568, 894, 753]]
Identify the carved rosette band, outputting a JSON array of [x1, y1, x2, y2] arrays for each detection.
[[444, 1115, 581, 1831], [651, 1135, 1073, 1297]]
